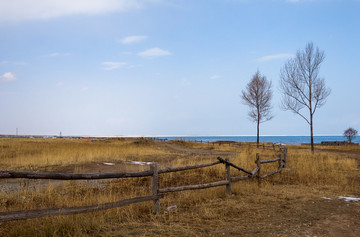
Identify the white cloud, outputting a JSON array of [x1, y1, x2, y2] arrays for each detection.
[[56, 82, 64, 87], [138, 48, 171, 57], [210, 74, 220, 80], [0, 72, 16, 82], [45, 52, 71, 57], [0, 0, 144, 23], [0, 60, 27, 65], [102, 62, 128, 70], [181, 78, 191, 87], [81, 87, 89, 91], [256, 53, 294, 62], [285, 0, 313, 3], [120, 35, 148, 44]]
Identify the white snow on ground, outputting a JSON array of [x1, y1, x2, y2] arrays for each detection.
[[103, 162, 115, 165], [322, 196, 360, 202], [322, 197, 333, 200], [166, 205, 177, 211], [128, 161, 153, 165], [164, 205, 178, 214], [338, 196, 360, 202], [102, 161, 153, 166]]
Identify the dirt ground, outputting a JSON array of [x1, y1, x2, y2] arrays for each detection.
[[97, 184, 360, 237]]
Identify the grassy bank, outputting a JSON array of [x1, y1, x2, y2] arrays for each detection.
[[0, 138, 359, 236]]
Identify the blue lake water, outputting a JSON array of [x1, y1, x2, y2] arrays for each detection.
[[152, 136, 359, 145]]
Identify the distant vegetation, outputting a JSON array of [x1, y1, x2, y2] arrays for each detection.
[[344, 127, 358, 143]]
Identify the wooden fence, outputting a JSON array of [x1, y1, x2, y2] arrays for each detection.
[[0, 145, 287, 222]]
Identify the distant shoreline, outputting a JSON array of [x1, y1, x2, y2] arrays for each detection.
[[1, 134, 357, 145]]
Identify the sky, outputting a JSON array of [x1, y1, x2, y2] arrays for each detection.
[[1, 0, 360, 137]]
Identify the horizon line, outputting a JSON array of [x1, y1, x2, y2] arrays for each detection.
[[0, 133, 343, 137]]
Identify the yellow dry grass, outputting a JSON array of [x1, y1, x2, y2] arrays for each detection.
[[0, 138, 359, 236], [0, 138, 172, 170]]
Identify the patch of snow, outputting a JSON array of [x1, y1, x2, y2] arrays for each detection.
[[128, 161, 153, 165], [322, 197, 333, 200], [103, 163, 115, 166], [338, 196, 360, 202], [166, 205, 177, 211]]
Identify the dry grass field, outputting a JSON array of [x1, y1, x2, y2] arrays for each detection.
[[0, 138, 359, 236]]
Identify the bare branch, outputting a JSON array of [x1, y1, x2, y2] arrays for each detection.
[[279, 42, 330, 152], [343, 128, 358, 143], [241, 70, 273, 144]]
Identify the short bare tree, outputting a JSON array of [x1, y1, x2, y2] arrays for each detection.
[[343, 127, 358, 144], [241, 70, 273, 147], [280, 42, 331, 152]]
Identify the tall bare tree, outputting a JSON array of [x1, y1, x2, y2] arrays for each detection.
[[280, 42, 331, 152], [241, 70, 273, 146]]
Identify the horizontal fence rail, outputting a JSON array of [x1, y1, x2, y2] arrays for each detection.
[[0, 195, 163, 222], [159, 180, 230, 193], [0, 170, 153, 180], [260, 157, 281, 164], [158, 161, 221, 174], [0, 144, 287, 222]]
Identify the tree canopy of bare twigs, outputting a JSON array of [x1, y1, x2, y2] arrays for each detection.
[[280, 42, 331, 152], [241, 70, 273, 146], [343, 127, 358, 144]]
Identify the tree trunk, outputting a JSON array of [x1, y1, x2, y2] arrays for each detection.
[[257, 119, 260, 148], [309, 75, 314, 153], [310, 113, 314, 153]]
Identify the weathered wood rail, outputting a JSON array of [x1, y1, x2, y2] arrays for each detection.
[[0, 144, 287, 222], [0, 195, 164, 222], [0, 170, 153, 179]]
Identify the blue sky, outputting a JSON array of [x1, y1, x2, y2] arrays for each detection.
[[0, 0, 359, 136]]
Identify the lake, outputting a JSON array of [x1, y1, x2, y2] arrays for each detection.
[[151, 136, 359, 145]]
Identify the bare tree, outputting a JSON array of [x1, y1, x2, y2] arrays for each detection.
[[280, 42, 331, 152], [241, 70, 273, 146], [343, 127, 358, 144]]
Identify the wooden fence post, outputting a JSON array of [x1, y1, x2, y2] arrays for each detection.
[[277, 154, 283, 174], [150, 163, 161, 214], [255, 153, 261, 186], [225, 158, 231, 195], [281, 148, 287, 168]]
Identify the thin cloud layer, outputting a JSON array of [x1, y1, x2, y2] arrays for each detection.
[[0, 61, 27, 65], [286, 0, 313, 3], [45, 52, 71, 57], [138, 48, 171, 57], [0, 0, 143, 22], [210, 75, 220, 80], [256, 53, 294, 62], [121, 35, 148, 44], [0, 72, 16, 82], [102, 62, 128, 70], [181, 78, 191, 87]]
